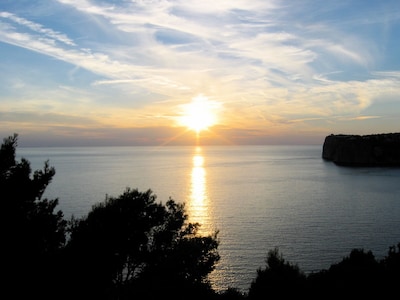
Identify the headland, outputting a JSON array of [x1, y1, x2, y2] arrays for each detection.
[[322, 133, 400, 166]]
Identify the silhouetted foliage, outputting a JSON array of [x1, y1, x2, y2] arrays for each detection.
[[247, 245, 400, 299], [64, 188, 220, 299], [248, 248, 306, 299], [380, 242, 400, 295], [382, 242, 400, 276], [1, 134, 67, 298], [307, 248, 384, 298], [218, 287, 247, 300]]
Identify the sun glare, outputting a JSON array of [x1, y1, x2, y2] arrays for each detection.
[[179, 95, 219, 133]]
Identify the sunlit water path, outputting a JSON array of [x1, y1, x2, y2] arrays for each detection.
[[19, 145, 400, 292]]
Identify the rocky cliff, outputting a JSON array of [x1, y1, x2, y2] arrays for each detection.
[[322, 133, 400, 166]]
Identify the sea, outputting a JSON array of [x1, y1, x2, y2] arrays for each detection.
[[18, 145, 400, 293]]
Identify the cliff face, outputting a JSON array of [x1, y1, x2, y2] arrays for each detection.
[[322, 133, 400, 166]]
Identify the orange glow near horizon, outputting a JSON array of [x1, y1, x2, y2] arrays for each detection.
[[178, 95, 220, 134]]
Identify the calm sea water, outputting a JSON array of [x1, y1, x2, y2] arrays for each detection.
[[18, 145, 400, 292]]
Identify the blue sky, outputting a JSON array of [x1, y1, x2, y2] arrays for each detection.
[[0, 0, 399, 146]]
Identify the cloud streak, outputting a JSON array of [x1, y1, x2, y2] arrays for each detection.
[[0, 11, 76, 46]]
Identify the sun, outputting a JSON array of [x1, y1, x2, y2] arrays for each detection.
[[178, 95, 220, 133]]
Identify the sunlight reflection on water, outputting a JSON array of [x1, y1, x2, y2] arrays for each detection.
[[187, 147, 212, 235]]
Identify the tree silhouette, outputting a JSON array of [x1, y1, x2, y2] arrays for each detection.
[[380, 242, 400, 293], [247, 247, 306, 299], [306, 247, 398, 298], [1, 134, 67, 298], [64, 188, 220, 299]]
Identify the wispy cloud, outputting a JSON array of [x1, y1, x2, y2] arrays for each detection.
[[347, 115, 381, 121], [0, 11, 76, 46]]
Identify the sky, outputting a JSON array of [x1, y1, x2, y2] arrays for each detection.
[[0, 0, 399, 146]]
